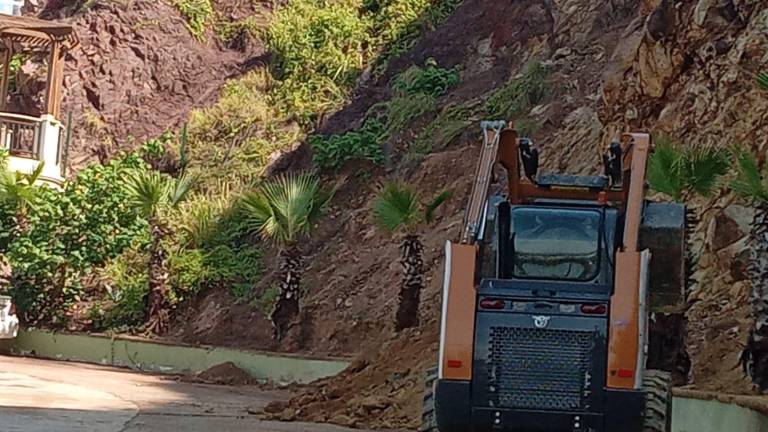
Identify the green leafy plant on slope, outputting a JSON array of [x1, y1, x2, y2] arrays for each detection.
[[368, 0, 464, 71], [172, 0, 214, 41], [372, 181, 449, 330], [267, 0, 369, 123], [311, 60, 460, 170], [310, 118, 387, 171], [486, 61, 549, 119]]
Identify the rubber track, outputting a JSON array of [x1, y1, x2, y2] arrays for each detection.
[[643, 369, 672, 432]]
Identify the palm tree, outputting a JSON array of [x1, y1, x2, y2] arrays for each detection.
[[125, 170, 195, 335], [373, 181, 449, 331], [240, 173, 330, 341], [731, 149, 768, 392], [647, 138, 729, 381]]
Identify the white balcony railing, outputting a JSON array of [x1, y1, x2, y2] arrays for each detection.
[[0, 113, 67, 186]]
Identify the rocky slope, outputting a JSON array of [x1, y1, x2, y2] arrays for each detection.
[[44, 0, 264, 169]]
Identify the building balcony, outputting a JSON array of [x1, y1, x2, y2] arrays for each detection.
[[1, 112, 68, 187]]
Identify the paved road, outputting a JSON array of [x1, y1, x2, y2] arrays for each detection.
[[0, 355, 363, 432]]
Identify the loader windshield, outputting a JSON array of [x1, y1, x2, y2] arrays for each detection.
[[510, 208, 601, 281]]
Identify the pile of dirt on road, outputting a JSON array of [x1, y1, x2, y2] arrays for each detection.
[[182, 362, 257, 386], [263, 326, 439, 429]]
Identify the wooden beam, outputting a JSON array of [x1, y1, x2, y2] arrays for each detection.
[[44, 40, 61, 117], [0, 47, 11, 111], [0, 28, 51, 45], [52, 48, 64, 118]]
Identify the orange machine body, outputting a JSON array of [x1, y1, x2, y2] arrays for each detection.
[[437, 125, 652, 391]]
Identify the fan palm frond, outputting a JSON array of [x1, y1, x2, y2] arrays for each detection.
[[373, 181, 420, 232], [682, 145, 730, 197], [124, 170, 168, 218], [241, 173, 326, 246], [731, 148, 768, 203], [758, 72, 768, 91], [168, 174, 196, 208], [647, 137, 685, 200], [424, 190, 451, 224]]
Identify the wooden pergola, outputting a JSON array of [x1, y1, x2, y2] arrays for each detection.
[[0, 14, 78, 118]]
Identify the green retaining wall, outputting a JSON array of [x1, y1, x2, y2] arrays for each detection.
[[5, 331, 768, 430], [0, 330, 349, 385], [673, 396, 768, 432]]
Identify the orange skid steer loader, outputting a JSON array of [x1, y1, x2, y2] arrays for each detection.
[[422, 122, 686, 432]]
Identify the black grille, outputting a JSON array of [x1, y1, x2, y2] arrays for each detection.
[[487, 326, 596, 411]]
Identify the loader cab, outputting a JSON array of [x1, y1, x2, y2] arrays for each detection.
[[467, 197, 632, 432], [479, 196, 620, 294]]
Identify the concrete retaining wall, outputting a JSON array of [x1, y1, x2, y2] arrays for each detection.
[[5, 331, 768, 430], [0, 330, 349, 385], [673, 395, 768, 432]]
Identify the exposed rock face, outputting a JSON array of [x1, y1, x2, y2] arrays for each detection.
[[53, 1, 264, 168], [599, 0, 768, 392]]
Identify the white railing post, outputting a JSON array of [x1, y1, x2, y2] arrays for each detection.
[[37, 114, 63, 183]]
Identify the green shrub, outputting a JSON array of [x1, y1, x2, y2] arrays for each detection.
[[268, 0, 370, 121], [392, 59, 460, 97], [167, 247, 209, 303], [311, 118, 386, 170], [369, 0, 463, 67], [96, 246, 149, 329], [171, 0, 214, 40], [204, 243, 263, 301], [187, 70, 303, 188], [385, 61, 459, 133], [253, 284, 279, 315], [216, 15, 265, 46], [311, 60, 459, 170], [385, 92, 436, 134], [485, 61, 549, 119], [3, 153, 150, 324], [413, 103, 470, 154], [368, 0, 430, 59]]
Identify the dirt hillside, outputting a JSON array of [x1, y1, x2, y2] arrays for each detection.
[[43, 0, 264, 169], [31, 0, 768, 429], [253, 0, 768, 428]]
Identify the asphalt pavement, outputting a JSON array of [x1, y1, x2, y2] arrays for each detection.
[[0, 355, 366, 432]]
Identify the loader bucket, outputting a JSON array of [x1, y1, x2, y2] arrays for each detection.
[[639, 202, 686, 309]]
